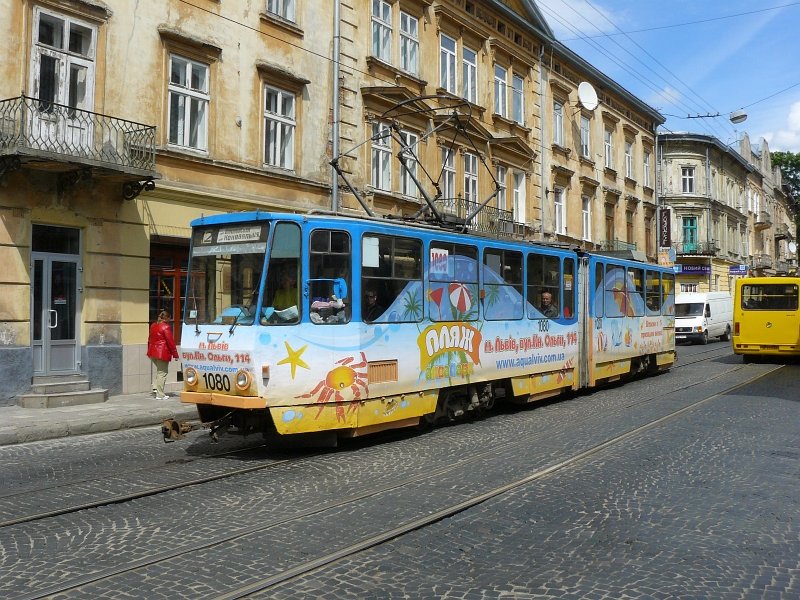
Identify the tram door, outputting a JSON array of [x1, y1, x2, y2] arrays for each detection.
[[31, 226, 82, 375]]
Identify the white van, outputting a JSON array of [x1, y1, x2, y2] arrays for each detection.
[[675, 292, 733, 345]]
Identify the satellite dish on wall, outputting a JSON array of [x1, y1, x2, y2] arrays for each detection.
[[577, 82, 598, 111], [789, 241, 798, 254]]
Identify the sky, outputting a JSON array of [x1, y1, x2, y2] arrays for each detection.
[[535, 0, 800, 153]]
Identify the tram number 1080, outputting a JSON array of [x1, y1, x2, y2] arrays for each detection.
[[202, 372, 231, 392]]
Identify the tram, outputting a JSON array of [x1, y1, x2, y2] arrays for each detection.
[[163, 211, 675, 443], [732, 275, 800, 361]]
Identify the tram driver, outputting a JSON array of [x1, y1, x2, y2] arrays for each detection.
[[539, 290, 559, 319]]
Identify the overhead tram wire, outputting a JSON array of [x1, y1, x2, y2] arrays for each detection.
[[581, 0, 738, 142], [560, 2, 800, 41], [536, 3, 724, 141]]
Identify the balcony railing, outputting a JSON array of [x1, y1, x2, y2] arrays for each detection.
[[600, 239, 637, 251], [754, 209, 772, 230], [752, 254, 773, 269], [0, 95, 156, 174], [433, 196, 515, 238], [674, 240, 718, 256]]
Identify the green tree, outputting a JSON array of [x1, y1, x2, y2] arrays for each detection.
[[771, 150, 800, 201]]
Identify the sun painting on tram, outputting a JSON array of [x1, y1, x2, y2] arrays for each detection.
[[296, 352, 369, 421]]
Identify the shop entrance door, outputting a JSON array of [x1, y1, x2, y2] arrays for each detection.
[[31, 225, 81, 375]]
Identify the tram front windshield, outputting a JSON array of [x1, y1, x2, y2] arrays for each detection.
[[675, 302, 704, 317], [185, 223, 269, 326]]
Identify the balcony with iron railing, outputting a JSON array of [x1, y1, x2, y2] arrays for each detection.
[[600, 239, 637, 251], [0, 96, 157, 192], [773, 222, 792, 241], [754, 208, 772, 230], [432, 196, 516, 238], [674, 240, 719, 256]]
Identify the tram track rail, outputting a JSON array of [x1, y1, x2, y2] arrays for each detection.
[[9, 363, 782, 600], [0, 346, 739, 531]]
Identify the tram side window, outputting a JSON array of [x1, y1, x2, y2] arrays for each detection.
[[429, 242, 479, 321], [645, 271, 662, 315], [483, 248, 523, 320], [593, 262, 604, 317], [563, 258, 575, 319], [308, 229, 351, 325], [264, 222, 301, 324], [527, 253, 561, 319], [662, 272, 675, 315], [629, 267, 645, 317], [361, 234, 423, 323], [605, 263, 625, 318]]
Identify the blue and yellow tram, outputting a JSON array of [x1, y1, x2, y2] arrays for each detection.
[[168, 211, 675, 442]]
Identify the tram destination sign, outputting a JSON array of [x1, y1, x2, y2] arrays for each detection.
[[193, 224, 269, 256]]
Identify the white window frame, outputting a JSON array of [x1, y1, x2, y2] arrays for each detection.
[[643, 151, 652, 187], [512, 171, 525, 224], [267, 0, 295, 21], [263, 84, 295, 170], [442, 148, 456, 200], [512, 74, 524, 124], [31, 7, 97, 113], [580, 116, 590, 158], [168, 54, 210, 151], [464, 152, 478, 203], [604, 129, 614, 169], [371, 0, 392, 63], [496, 165, 507, 211], [462, 46, 477, 103], [553, 101, 564, 146], [681, 167, 695, 194], [400, 129, 419, 197], [494, 65, 508, 117], [371, 121, 392, 191], [399, 11, 419, 74], [440, 33, 457, 94], [625, 140, 634, 179], [554, 187, 565, 235], [582, 195, 591, 241]]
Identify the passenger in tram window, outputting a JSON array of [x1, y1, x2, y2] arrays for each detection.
[[539, 290, 559, 319], [271, 270, 298, 311], [363, 289, 385, 322]]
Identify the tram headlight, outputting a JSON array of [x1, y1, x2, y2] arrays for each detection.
[[184, 367, 198, 389], [235, 369, 252, 391]]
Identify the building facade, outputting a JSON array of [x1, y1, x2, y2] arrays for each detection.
[[0, 0, 663, 404], [658, 133, 797, 295]]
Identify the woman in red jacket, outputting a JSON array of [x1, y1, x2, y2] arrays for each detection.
[[147, 310, 179, 400]]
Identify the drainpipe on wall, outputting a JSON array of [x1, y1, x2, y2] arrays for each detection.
[[706, 146, 712, 289], [331, 0, 341, 213]]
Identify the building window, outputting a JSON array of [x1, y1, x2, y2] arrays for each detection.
[[554, 187, 565, 235], [371, 121, 391, 191], [513, 172, 525, 224], [494, 65, 508, 117], [464, 152, 478, 203], [512, 74, 524, 124], [442, 148, 456, 199], [580, 116, 590, 158], [400, 130, 418, 197], [31, 8, 96, 115], [496, 166, 507, 211], [643, 151, 651, 187], [168, 55, 209, 150], [267, 0, 295, 21], [582, 196, 591, 241], [625, 141, 634, 179], [681, 167, 695, 193], [682, 215, 698, 250], [440, 33, 457, 94], [371, 0, 391, 63], [462, 46, 477, 103], [680, 283, 698, 293], [264, 85, 295, 169], [553, 101, 564, 146], [604, 128, 613, 169], [626, 209, 634, 243], [399, 11, 418, 74]]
